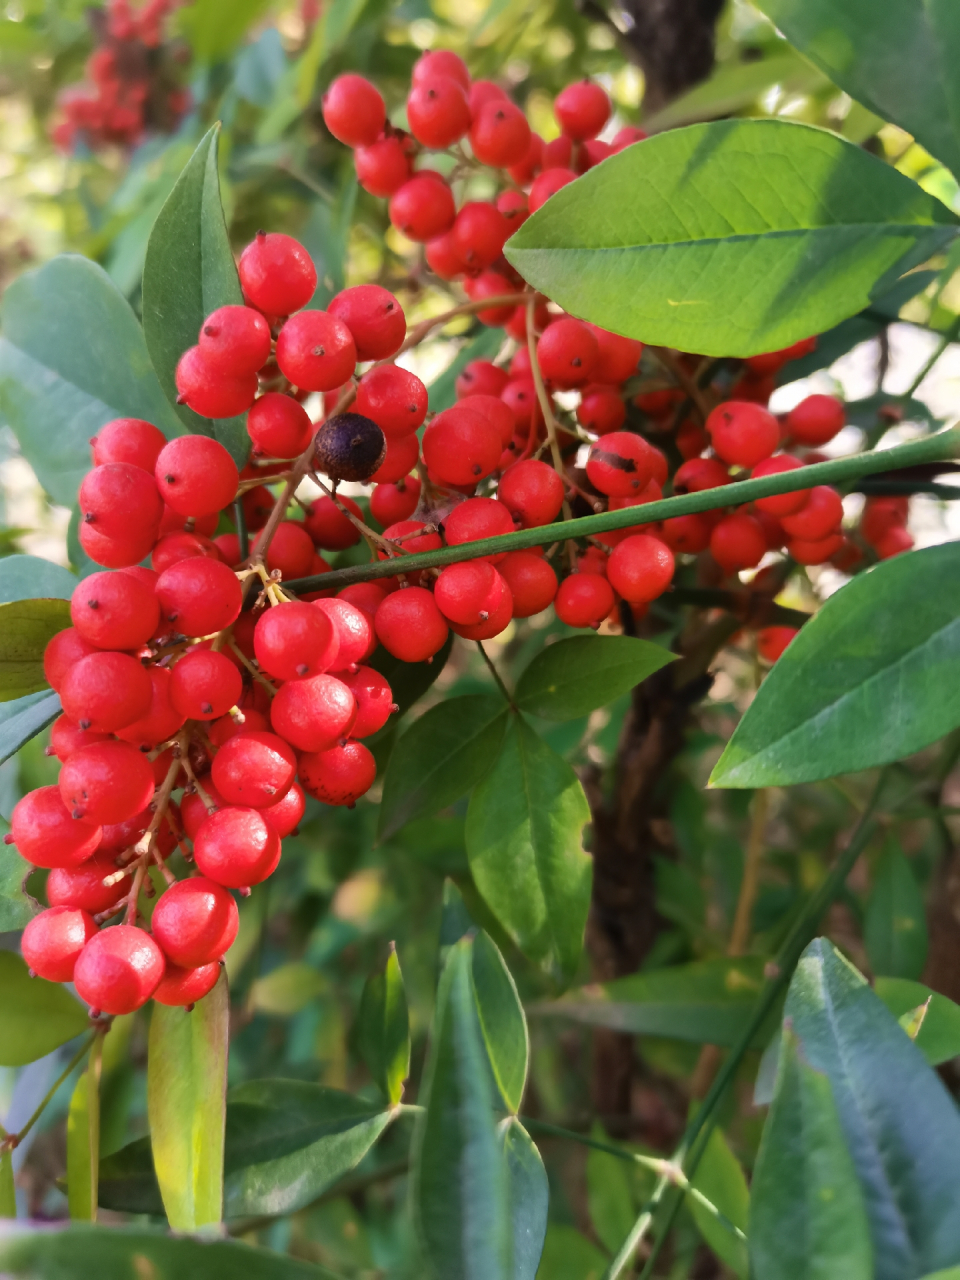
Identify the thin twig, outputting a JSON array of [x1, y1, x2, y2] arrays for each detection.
[[477, 642, 516, 709]]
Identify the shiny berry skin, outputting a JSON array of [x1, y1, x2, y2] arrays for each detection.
[[314, 413, 387, 484], [407, 75, 471, 149], [607, 534, 674, 603], [508, 131, 544, 184], [238, 231, 318, 316], [673, 457, 731, 494], [578, 385, 626, 436], [586, 432, 656, 498], [198, 305, 271, 376], [435, 561, 505, 626], [751, 456, 810, 517], [389, 174, 456, 242], [412, 49, 469, 88], [253, 521, 316, 580], [537, 318, 598, 389], [47, 851, 125, 915], [456, 361, 509, 400], [156, 557, 242, 638], [528, 167, 577, 213], [425, 232, 466, 280], [175, 345, 258, 419], [70, 570, 159, 651], [709, 513, 767, 574], [555, 573, 615, 628], [262, 781, 306, 838], [270, 672, 357, 752], [328, 285, 405, 361], [48, 715, 110, 762], [452, 202, 510, 271], [152, 530, 221, 573], [498, 459, 565, 528], [212, 730, 297, 809], [74, 924, 165, 1014], [153, 961, 221, 1007], [422, 405, 502, 487], [9, 786, 101, 869], [59, 740, 155, 826], [861, 496, 909, 545], [181, 775, 227, 842], [312, 597, 376, 668], [369, 432, 419, 484], [322, 74, 386, 146], [496, 189, 529, 230], [275, 311, 357, 392], [304, 495, 363, 550], [79, 462, 163, 543], [355, 135, 411, 197], [380, 520, 442, 563], [79, 522, 157, 570], [786, 394, 845, 447], [462, 271, 518, 326], [341, 667, 395, 737], [254, 601, 339, 680], [375, 587, 449, 663], [155, 436, 239, 517], [554, 79, 611, 140], [91, 418, 166, 472], [22, 907, 98, 982], [470, 99, 531, 167], [757, 626, 799, 662], [152, 877, 239, 967], [875, 525, 914, 559], [707, 401, 780, 469], [371, 478, 420, 526], [450, 585, 512, 642], [457, 394, 515, 448], [209, 708, 269, 747], [788, 532, 845, 565], [43, 628, 98, 693], [216, 533, 246, 567], [61, 651, 153, 733], [499, 551, 557, 617], [299, 740, 376, 807], [780, 485, 844, 541], [469, 79, 507, 113], [247, 393, 314, 459], [355, 365, 428, 438], [661, 513, 712, 555], [170, 648, 243, 721], [194, 806, 281, 888]]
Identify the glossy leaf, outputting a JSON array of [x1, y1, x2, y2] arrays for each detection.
[[470, 930, 528, 1115], [141, 126, 249, 466], [500, 1118, 548, 1280], [356, 946, 410, 1104], [0, 691, 60, 767], [505, 119, 958, 358], [147, 972, 228, 1229], [368, 632, 453, 721], [412, 937, 510, 1280], [0, 951, 88, 1066], [786, 939, 960, 1279], [864, 837, 928, 979], [0, 599, 70, 702], [516, 634, 673, 721], [0, 255, 182, 507], [711, 544, 960, 787], [755, 0, 960, 179], [689, 1126, 749, 1277], [750, 1028, 873, 1280], [466, 715, 591, 983], [66, 1037, 102, 1221], [0, 1225, 338, 1279], [875, 978, 960, 1067], [0, 556, 77, 604], [378, 694, 508, 841]]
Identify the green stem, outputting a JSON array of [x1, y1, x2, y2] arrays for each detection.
[[233, 498, 249, 561], [284, 428, 960, 594], [602, 770, 889, 1280], [477, 642, 515, 708], [905, 316, 960, 398], [3, 1032, 97, 1152]]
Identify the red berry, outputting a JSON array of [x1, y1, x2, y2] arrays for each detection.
[[152, 877, 239, 967], [355, 135, 411, 197], [412, 50, 470, 89], [328, 285, 405, 361], [496, 189, 529, 230], [661, 513, 712, 554], [586, 432, 656, 498], [448, 583, 513, 640], [304, 495, 363, 550], [212, 729, 297, 809], [425, 232, 466, 280], [380, 520, 442, 565], [452, 202, 510, 271], [256, 521, 317, 579], [389, 174, 456, 242], [875, 526, 914, 559], [423, 405, 502, 487], [407, 75, 471, 149], [59, 740, 155, 826], [457, 394, 515, 447], [194, 807, 281, 888], [498, 459, 564, 528], [496, 552, 554, 617], [375, 587, 448, 662], [788, 532, 845, 565], [47, 851, 125, 915], [322, 74, 385, 147], [786, 395, 845, 446], [462, 271, 518, 326], [238, 231, 318, 316], [156, 557, 242, 638], [158, 506, 219, 537], [112, 664, 186, 750], [312, 597, 376, 668], [780, 486, 844, 541], [508, 132, 544, 185], [554, 79, 610, 140], [673, 457, 730, 494], [152, 530, 221, 574], [48, 715, 110, 762], [528, 168, 577, 213], [369, 432, 420, 484], [175, 346, 258, 419], [180, 775, 227, 841], [79, 462, 162, 543], [470, 99, 531, 168], [371, 478, 421, 526], [442, 496, 515, 562], [578, 384, 626, 435], [709, 513, 767, 574], [170, 648, 243, 720], [751, 455, 810, 517], [355, 365, 427, 438], [757, 626, 799, 662], [299, 740, 376, 807], [435, 561, 505, 626], [861, 496, 909, 545], [607, 534, 674, 603], [22, 907, 98, 982], [275, 311, 357, 391], [209, 708, 269, 747], [153, 961, 221, 1007], [91, 417, 166, 472], [469, 79, 507, 114], [555, 573, 614, 628], [43, 628, 99, 693], [70, 570, 159, 651], [456, 361, 508, 400], [198, 305, 271, 376], [270, 672, 357, 751], [337, 583, 388, 622], [10, 786, 101, 869], [61, 651, 153, 732], [707, 401, 780, 469], [254, 601, 339, 680], [611, 126, 647, 150], [247, 393, 314, 459], [262, 781, 306, 838], [74, 924, 165, 1014], [340, 667, 395, 737], [155, 436, 239, 516]]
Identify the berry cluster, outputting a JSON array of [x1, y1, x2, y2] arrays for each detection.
[[51, 0, 189, 152]]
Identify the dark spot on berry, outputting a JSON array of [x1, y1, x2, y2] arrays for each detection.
[[84, 511, 95, 523], [201, 702, 213, 714], [87, 599, 98, 609], [312, 346, 326, 358], [165, 474, 176, 484]]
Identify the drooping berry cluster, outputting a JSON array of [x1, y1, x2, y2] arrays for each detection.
[[50, 0, 189, 152]]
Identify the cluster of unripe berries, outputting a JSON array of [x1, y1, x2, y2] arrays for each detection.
[[51, 0, 188, 152]]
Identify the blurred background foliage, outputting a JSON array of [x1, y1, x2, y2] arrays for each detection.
[[2, 1, 960, 1276]]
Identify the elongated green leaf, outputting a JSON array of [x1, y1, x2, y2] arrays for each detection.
[[786, 939, 960, 1279], [0, 836, 38, 934], [537, 1225, 608, 1280], [0, 557, 77, 604], [181, 0, 272, 62], [378, 694, 508, 841], [66, 1037, 101, 1221], [689, 1127, 749, 1277], [413, 938, 510, 1280], [0, 951, 88, 1066], [0, 1225, 338, 1279], [500, 1119, 548, 1280], [249, 961, 324, 1015], [864, 837, 928, 979], [922, 1271, 960, 1280], [536, 956, 774, 1047], [586, 1131, 636, 1255], [0, 691, 60, 768], [711, 544, 960, 787], [516, 635, 673, 721], [756, 0, 960, 179], [0, 599, 70, 701], [505, 119, 958, 358], [141, 126, 249, 466], [356, 946, 410, 1104], [750, 1028, 873, 1280], [0, 255, 183, 507], [470, 931, 528, 1115], [0, 1151, 14, 1218], [147, 972, 228, 1230], [368, 633, 453, 721], [875, 978, 960, 1067], [466, 715, 591, 983]]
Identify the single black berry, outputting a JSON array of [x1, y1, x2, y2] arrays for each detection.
[[313, 413, 386, 483]]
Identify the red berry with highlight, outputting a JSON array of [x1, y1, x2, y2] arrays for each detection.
[[355, 365, 427, 437], [22, 907, 98, 983], [247, 393, 314, 459], [194, 807, 281, 888], [322, 74, 385, 147], [47, 851, 125, 916], [389, 174, 456, 242], [238, 231, 318, 316], [341, 667, 395, 737], [329, 285, 405, 361], [198, 305, 271, 376], [537, 318, 598, 389], [499, 551, 557, 617], [555, 573, 615, 629], [74, 924, 165, 1014], [91, 418, 166, 472], [70, 570, 159, 650], [786, 395, 845, 446], [299, 740, 377, 807], [375, 587, 448, 663], [170, 648, 243, 721], [707, 401, 780, 469], [175, 345, 258, 419], [470, 99, 531, 168], [275, 311, 357, 392], [157, 557, 242, 638], [554, 80, 610, 140], [59, 740, 155, 826], [254, 601, 339, 680], [152, 877, 239, 967], [607, 534, 674, 603], [155, 436, 239, 516], [61, 651, 153, 732], [407, 75, 471, 149]]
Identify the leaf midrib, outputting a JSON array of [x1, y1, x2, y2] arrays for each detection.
[[510, 222, 954, 256]]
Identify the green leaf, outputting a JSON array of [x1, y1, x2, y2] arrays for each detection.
[[749, 1028, 873, 1280], [537, 956, 774, 1047], [500, 1118, 548, 1280], [356, 945, 410, 1104], [0, 1149, 14, 1218], [864, 837, 928, 979], [515, 635, 673, 721], [378, 694, 508, 841], [875, 978, 960, 1067], [643, 49, 827, 131], [536, 1225, 608, 1280], [412, 937, 510, 1280], [0, 691, 60, 767], [0, 950, 88, 1066], [141, 126, 249, 467], [0, 1225, 339, 1279], [689, 1126, 749, 1277], [147, 971, 228, 1230], [470, 931, 528, 1115], [505, 119, 958, 359], [785, 939, 960, 1279], [249, 961, 325, 1015], [586, 1130, 636, 1255], [180, 0, 273, 63], [66, 1040, 101, 1221], [711, 544, 960, 787], [466, 715, 591, 983], [0, 599, 70, 702], [755, 0, 960, 179], [0, 556, 77, 604], [368, 632, 453, 721], [0, 255, 183, 507], [0, 840, 37, 933]]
